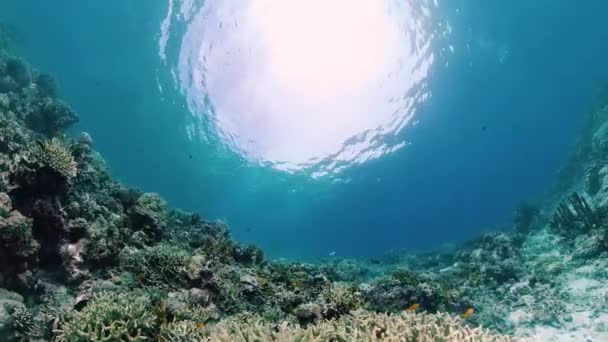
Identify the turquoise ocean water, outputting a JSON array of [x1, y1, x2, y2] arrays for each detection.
[[2, 0, 608, 260]]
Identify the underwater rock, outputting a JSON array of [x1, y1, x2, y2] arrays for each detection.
[[596, 166, 608, 208], [0, 75, 18, 93], [239, 273, 259, 294], [60, 238, 89, 283], [0, 197, 39, 289], [294, 302, 323, 324], [320, 282, 363, 319], [188, 287, 211, 305], [64, 201, 80, 219], [592, 120, 608, 156], [233, 244, 264, 265], [65, 218, 88, 242], [0, 94, 8, 109], [0, 191, 10, 214], [5, 58, 30, 89], [187, 254, 208, 281], [126, 192, 168, 243], [0, 108, 30, 157], [364, 267, 462, 314], [585, 162, 603, 195], [76, 132, 93, 147], [25, 98, 78, 137], [34, 73, 58, 98]]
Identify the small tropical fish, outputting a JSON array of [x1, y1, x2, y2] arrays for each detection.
[[197, 322, 205, 329], [405, 303, 419, 312], [462, 308, 474, 318], [329, 251, 336, 256]]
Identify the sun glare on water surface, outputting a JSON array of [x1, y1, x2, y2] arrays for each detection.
[[161, 0, 435, 175]]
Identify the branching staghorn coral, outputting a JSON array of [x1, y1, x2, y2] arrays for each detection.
[[32, 138, 77, 179], [158, 320, 207, 341], [120, 244, 190, 288], [52, 292, 156, 342], [205, 310, 516, 342]]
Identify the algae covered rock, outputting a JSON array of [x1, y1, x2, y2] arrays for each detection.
[[127, 192, 168, 243], [25, 98, 78, 137], [364, 267, 462, 314], [5, 58, 30, 89], [34, 73, 58, 98], [0, 193, 39, 288]]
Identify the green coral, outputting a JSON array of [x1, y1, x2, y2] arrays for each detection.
[[32, 138, 77, 178], [173, 304, 219, 323], [158, 320, 207, 342], [136, 193, 168, 216], [206, 310, 513, 342], [120, 244, 190, 288], [52, 292, 156, 342]]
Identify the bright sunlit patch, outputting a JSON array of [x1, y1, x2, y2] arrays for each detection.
[[161, 0, 435, 175], [251, 0, 398, 95]]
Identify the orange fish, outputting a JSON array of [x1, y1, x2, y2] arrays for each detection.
[[406, 303, 420, 312], [197, 322, 205, 329], [462, 308, 474, 318]]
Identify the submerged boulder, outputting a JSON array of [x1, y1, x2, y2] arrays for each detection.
[[25, 98, 78, 137], [0, 192, 39, 289], [5, 58, 30, 89]]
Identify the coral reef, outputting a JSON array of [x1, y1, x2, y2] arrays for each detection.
[[120, 244, 190, 288]]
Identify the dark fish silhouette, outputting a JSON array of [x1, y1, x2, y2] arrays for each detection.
[[481, 125, 487, 132], [370, 259, 381, 264]]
